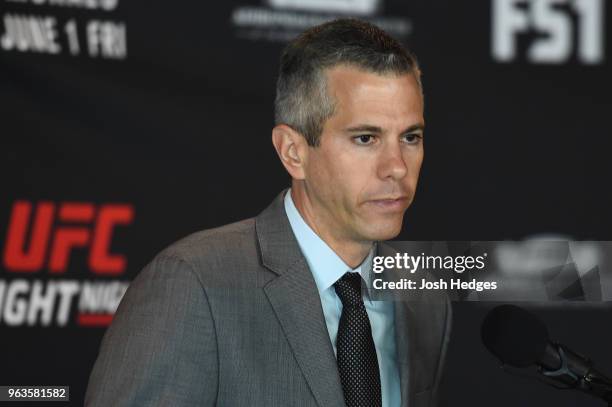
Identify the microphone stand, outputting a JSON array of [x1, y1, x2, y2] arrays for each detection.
[[539, 345, 612, 405]]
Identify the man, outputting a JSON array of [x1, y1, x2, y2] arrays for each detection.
[[86, 18, 451, 407]]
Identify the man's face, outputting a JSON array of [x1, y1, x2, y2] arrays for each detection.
[[302, 65, 424, 243]]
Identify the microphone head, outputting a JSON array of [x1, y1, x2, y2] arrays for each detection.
[[481, 304, 549, 368]]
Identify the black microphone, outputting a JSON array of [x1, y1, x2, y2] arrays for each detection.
[[481, 304, 612, 404]]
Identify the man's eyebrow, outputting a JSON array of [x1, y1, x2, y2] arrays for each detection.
[[344, 123, 425, 134], [402, 123, 425, 133], [345, 125, 383, 133]]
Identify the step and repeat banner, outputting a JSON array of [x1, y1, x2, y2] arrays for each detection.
[[1, 0, 611, 405]]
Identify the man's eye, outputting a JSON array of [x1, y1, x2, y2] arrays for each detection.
[[354, 135, 375, 145], [402, 133, 422, 144]]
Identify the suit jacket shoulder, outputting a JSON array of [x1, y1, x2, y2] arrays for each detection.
[[156, 217, 263, 288]]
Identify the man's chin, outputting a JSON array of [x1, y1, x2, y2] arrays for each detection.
[[359, 220, 403, 241]]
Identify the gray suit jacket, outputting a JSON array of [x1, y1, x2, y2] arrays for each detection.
[[85, 192, 451, 407]]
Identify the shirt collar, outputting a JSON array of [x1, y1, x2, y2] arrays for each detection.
[[284, 189, 376, 297]]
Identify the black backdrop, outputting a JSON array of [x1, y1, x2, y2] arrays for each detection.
[[2, 0, 611, 405]]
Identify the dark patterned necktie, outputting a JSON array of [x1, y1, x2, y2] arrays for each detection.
[[334, 272, 382, 407]]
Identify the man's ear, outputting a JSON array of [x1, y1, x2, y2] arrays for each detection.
[[272, 124, 308, 180]]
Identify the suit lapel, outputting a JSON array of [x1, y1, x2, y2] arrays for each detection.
[[256, 191, 346, 407], [394, 299, 416, 407], [264, 258, 346, 407], [378, 243, 419, 407]]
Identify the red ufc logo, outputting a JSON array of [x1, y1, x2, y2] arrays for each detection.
[[3, 201, 134, 274]]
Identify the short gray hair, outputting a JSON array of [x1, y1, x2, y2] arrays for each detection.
[[274, 18, 421, 147]]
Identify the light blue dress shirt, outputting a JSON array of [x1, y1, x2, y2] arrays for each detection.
[[284, 190, 401, 407]]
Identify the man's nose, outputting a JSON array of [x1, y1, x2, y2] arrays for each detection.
[[377, 142, 408, 180]]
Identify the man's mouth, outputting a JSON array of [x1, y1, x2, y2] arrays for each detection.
[[366, 197, 409, 211]]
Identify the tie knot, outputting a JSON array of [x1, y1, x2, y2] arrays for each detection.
[[334, 272, 364, 307]]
